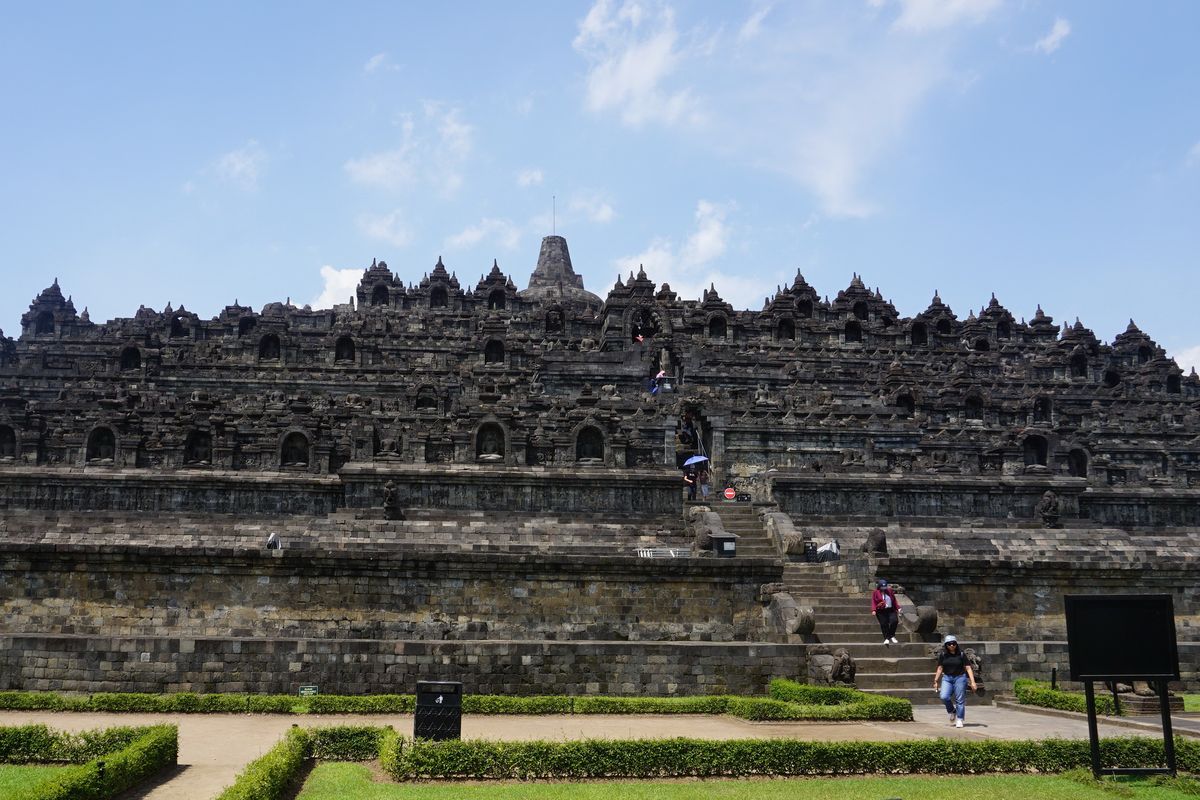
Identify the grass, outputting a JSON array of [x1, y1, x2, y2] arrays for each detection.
[[0, 764, 72, 793], [296, 763, 1200, 800], [1184, 694, 1200, 713]]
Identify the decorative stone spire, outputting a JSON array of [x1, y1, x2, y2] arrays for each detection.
[[520, 235, 601, 308]]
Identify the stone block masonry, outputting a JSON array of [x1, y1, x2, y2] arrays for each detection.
[[0, 543, 782, 643], [0, 635, 804, 697], [3, 635, 1192, 695]]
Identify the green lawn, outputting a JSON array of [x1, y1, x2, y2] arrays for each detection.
[[1183, 694, 1199, 712], [297, 763, 1200, 800], [0, 764, 71, 794]]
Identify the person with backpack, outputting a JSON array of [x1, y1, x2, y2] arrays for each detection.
[[870, 579, 900, 646]]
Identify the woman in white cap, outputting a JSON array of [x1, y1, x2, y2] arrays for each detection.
[[933, 634, 976, 728]]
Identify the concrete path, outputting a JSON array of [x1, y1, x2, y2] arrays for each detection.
[[2, 705, 1192, 800]]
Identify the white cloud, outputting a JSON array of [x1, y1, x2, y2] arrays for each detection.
[[445, 218, 520, 252], [429, 103, 473, 195], [357, 209, 413, 248], [1186, 141, 1200, 168], [344, 106, 472, 196], [313, 265, 362, 310], [737, 4, 773, 43], [569, 192, 615, 223], [363, 52, 397, 73], [517, 168, 544, 187], [680, 200, 728, 264], [569, 4, 1003, 218], [614, 200, 767, 308], [1034, 18, 1071, 54], [344, 118, 417, 190], [1174, 345, 1200, 374], [214, 140, 266, 190], [573, 0, 697, 127], [891, 0, 1001, 33]]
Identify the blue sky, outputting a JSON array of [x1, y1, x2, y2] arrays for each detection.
[[2, 1, 1198, 370]]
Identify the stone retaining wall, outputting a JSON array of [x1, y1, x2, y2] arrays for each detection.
[[0, 467, 343, 515], [340, 464, 682, 515], [0, 635, 802, 697], [965, 640, 1200, 693], [1, 634, 1193, 696], [0, 543, 780, 643], [773, 474, 1200, 528], [0, 464, 683, 517], [881, 559, 1200, 640]]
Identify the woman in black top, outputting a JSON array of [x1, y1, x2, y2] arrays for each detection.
[[933, 634, 976, 728]]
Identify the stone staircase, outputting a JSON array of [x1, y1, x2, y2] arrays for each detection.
[[782, 561, 939, 704], [707, 502, 780, 559]]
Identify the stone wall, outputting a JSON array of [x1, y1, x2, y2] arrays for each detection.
[[339, 464, 682, 516], [0, 464, 682, 518], [0, 634, 803, 697], [885, 559, 1200, 641], [773, 474, 1200, 528], [1, 634, 1193, 696], [952, 640, 1200, 693], [0, 467, 343, 515], [0, 543, 780, 643]]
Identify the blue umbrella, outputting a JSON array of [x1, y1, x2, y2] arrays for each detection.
[[683, 455, 709, 466]]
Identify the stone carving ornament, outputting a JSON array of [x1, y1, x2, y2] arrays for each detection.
[[1036, 490, 1060, 528]]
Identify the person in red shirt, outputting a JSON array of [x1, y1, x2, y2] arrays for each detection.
[[870, 579, 900, 646]]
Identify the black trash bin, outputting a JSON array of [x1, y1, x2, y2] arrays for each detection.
[[803, 541, 817, 562], [414, 681, 462, 740], [711, 532, 738, 558]]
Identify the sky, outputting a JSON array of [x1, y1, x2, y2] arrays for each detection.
[[2, 1, 1198, 371]]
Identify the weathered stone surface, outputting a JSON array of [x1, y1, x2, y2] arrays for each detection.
[[0, 543, 781, 643], [2, 236, 1199, 696], [0, 634, 804, 696]]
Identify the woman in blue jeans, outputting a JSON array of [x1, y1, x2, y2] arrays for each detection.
[[933, 634, 976, 728]]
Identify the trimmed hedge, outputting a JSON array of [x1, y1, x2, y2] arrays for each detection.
[[5, 725, 177, 800], [0, 725, 160, 765], [379, 726, 403, 777], [464, 695, 572, 715], [1013, 679, 1118, 716], [215, 726, 310, 800], [309, 726, 387, 761], [383, 734, 1200, 780], [767, 679, 913, 721], [0, 686, 911, 721], [0, 691, 303, 715]]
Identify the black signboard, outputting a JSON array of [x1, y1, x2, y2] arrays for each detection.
[[1065, 594, 1179, 681], [1063, 593, 1179, 778]]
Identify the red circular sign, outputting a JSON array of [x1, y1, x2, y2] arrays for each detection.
[[723, 487, 736, 500]]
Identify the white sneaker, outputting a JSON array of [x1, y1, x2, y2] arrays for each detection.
[[883, 639, 891, 645], [889, 637, 899, 644], [955, 719, 963, 728], [948, 713, 956, 723]]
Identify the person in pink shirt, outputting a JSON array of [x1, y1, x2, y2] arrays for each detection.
[[870, 578, 900, 646]]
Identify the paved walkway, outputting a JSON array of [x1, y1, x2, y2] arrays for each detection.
[[3, 706, 1195, 800]]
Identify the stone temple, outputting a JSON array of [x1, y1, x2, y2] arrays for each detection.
[[0, 235, 1197, 700]]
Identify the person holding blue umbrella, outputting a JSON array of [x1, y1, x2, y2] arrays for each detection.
[[682, 454, 708, 500]]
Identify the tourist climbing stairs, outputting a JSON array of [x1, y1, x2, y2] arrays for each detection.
[[782, 561, 939, 704], [707, 501, 780, 559]]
